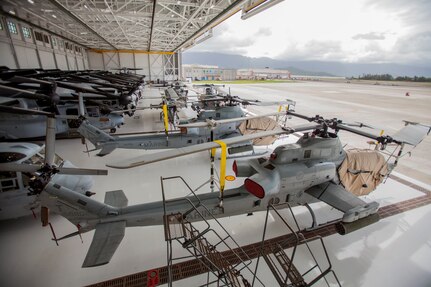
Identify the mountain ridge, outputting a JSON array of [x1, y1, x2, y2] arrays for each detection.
[[183, 52, 431, 77]]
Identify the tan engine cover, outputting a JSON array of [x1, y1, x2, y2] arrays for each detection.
[[338, 149, 388, 196], [238, 117, 278, 145]]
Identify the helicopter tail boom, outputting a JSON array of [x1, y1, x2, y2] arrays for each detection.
[[78, 120, 117, 155]]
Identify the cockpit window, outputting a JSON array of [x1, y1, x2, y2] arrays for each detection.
[[0, 152, 26, 163], [0, 171, 19, 192], [86, 107, 100, 117]]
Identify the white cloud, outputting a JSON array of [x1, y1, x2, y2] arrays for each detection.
[[352, 32, 386, 40], [187, 0, 431, 66]]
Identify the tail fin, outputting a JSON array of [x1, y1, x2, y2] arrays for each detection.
[[78, 120, 116, 147], [41, 183, 129, 267], [41, 182, 118, 228], [78, 120, 118, 156]]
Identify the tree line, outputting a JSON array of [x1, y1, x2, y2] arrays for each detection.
[[351, 74, 431, 82]]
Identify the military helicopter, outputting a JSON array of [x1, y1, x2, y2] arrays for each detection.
[[0, 68, 145, 117], [0, 111, 108, 220], [0, 96, 124, 138], [35, 112, 429, 268], [77, 106, 286, 156], [112, 67, 143, 74]]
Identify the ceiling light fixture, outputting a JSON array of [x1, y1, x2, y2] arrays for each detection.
[[52, 14, 57, 18], [27, 0, 34, 4], [84, 4, 88, 9], [9, 10, 15, 15]]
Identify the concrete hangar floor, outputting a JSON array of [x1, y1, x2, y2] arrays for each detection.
[[0, 81, 430, 287]]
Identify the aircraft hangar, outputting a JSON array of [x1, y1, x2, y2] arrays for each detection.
[[0, 0, 272, 80], [1, 1, 431, 287]]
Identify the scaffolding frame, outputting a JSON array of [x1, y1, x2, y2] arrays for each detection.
[[161, 176, 264, 287], [252, 202, 342, 287]]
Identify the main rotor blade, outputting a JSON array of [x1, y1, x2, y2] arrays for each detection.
[[8, 75, 52, 85], [0, 105, 53, 116], [241, 99, 296, 106], [0, 163, 41, 173], [107, 123, 320, 169], [0, 84, 50, 100], [56, 82, 115, 96], [44, 117, 56, 166], [0, 163, 108, 176], [58, 167, 108, 176], [177, 112, 286, 128], [392, 124, 430, 146]]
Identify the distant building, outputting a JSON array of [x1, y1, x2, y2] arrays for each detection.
[[237, 68, 291, 80], [182, 64, 237, 81]]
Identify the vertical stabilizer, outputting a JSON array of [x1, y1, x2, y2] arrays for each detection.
[[78, 120, 115, 146]]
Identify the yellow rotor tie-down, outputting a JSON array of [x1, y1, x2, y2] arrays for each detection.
[[211, 140, 227, 197], [162, 104, 169, 133]]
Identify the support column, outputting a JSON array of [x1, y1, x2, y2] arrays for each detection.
[[101, 52, 106, 70], [147, 53, 151, 82], [177, 51, 182, 80]]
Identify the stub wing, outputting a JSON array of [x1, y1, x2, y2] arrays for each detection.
[[82, 221, 126, 268], [305, 182, 379, 223]]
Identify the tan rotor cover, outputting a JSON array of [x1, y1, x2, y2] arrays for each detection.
[[338, 149, 389, 196], [238, 117, 278, 145]]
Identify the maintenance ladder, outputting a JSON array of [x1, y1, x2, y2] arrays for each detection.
[[252, 202, 341, 287], [162, 176, 259, 287]]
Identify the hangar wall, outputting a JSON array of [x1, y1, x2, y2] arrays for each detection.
[[0, 14, 180, 81], [86, 51, 181, 81], [0, 15, 88, 70]]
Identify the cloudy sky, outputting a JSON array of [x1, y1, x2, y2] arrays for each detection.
[[187, 0, 431, 66]]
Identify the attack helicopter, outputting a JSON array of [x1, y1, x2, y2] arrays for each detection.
[[36, 112, 429, 268], [74, 85, 295, 157], [0, 111, 108, 220], [77, 108, 287, 156]]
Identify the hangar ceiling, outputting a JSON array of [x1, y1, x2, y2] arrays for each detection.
[[2, 0, 261, 52]]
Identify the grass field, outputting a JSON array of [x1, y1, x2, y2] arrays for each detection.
[[192, 78, 431, 87], [192, 79, 294, 84]]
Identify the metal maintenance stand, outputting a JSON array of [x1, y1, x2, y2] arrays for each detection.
[[252, 202, 342, 287], [161, 176, 264, 286]]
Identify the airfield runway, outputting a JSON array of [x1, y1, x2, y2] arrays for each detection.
[[226, 80, 431, 185]]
